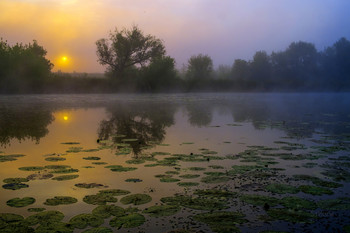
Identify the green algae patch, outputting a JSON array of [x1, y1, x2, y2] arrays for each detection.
[[109, 213, 145, 228], [3, 177, 29, 183], [298, 185, 333, 195], [194, 189, 238, 199], [82, 227, 113, 233], [240, 194, 279, 207], [25, 210, 64, 225], [105, 165, 137, 172], [83, 157, 101, 160], [18, 166, 45, 171], [45, 157, 66, 162], [179, 174, 200, 179], [69, 214, 104, 229], [265, 183, 299, 194], [44, 196, 78, 206], [75, 183, 104, 189], [201, 175, 230, 184], [120, 194, 152, 205], [267, 208, 317, 223], [125, 159, 145, 164], [28, 208, 45, 212], [142, 205, 181, 217], [125, 178, 143, 183], [2, 183, 29, 190], [52, 174, 79, 181], [92, 205, 125, 218], [161, 195, 228, 210], [160, 177, 180, 183], [6, 197, 35, 208], [193, 211, 247, 233], [280, 196, 317, 210], [177, 182, 199, 187], [318, 197, 350, 210]]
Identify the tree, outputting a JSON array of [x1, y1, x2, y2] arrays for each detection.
[[250, 51, 271, 87], [186, 54, 213, 80], [231, 59, 249, 80], [96, 25, 166, 79]]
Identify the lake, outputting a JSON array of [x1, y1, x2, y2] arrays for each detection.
[[1, 93, 350, 233]]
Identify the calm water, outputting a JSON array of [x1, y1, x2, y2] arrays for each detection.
[[1, 93, 350, 232]]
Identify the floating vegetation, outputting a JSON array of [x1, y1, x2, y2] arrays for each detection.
[[179, 174, 200, 179], [0, 154, 25, 162], [66, 147, 83, 153], [99, 189, 131, 196], [28, 208, 45, 212], [177, 182, 199, 187], [69, 214, 104, 229], [194, 189, 237, 199], [165, 171, 180, 175], [92, 162, 108, 165], [125, 178, 143, 183], [109, 213, 145, 228], [151, 152, 171, 156], [2, 183, 29, 190], [265, 183, 299, 194], [181, 142, 194, 145], [105, 165, 137, 172], [45, 157, 66, 162], [6, 197, 35, 208], [125, 159, 145, 164], [75, 183, 104, 188], [240, 194, 280, 207], [27, 172, 54, 180], [142, 205, 181, 217], [161, 195, 228, 210], [3, 177, 29, 183], [267, 208, 317, 223], [279, 196, 317, 210], [83, 157, 101, 160], [318, 197, 350, 210], [122, 138, 138, 142], [115, 147, 132, 155], [82, 149, 100, 152], [26, 210, 65, 225], [201, 175, 230, 184], [61, 142, 80, 145], [160, 177, 180, 183], [298, 185, 333, 196], [0, 213, 32, 232], [193, 211, 247, 233], [18, 166, 45, 171], [52, 174, 79, 181], [49, 168, 79, 174], [293, 174, 342, 188], [92, 205, 125, 218], [209, 165, 224, 169], [35, 222, 73, 233], [44, 196, 78, 206], [45, 165, 71, 169], [120, 194, 152, 205], [188, 167, 206, 171], [82, 227, 113, 233]]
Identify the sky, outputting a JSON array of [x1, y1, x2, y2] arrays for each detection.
[[1, 0, 349, 72]]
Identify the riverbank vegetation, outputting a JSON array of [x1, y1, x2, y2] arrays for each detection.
[[1, 26, 349, 93]]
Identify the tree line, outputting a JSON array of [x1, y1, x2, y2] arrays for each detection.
[[1, 26, 350, 93]]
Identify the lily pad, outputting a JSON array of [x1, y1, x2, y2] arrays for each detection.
[[26, 211, 64, 225], [27, 173, 54, 180], [3, 178, 29, 183], [2, 183, 29, 190], [61, 142, 80, 145], [293, 174, 342, 188], [279, 196, 317, 210], [66, 147, 83, 153], [120, 194, 152, 205], [267, 208, 317, 223], [82, 227, 113, 233], [99, 189, 131, 196], [177, 182, 199, 187], [49, 168, 79, 174], [44, 196, 78, 206], [83, 157, 101, 161], [201, 176, 230, 184], [83, 194, 118, 205], [28, 208, 46, 212], [188, 167, 206, 171], [45, 157, 66, 162], [193, 211, 247, 233], [92, 205, 125, 218], [240, 194, 280, 207], [160, 177, 180, 183], [18, 166, 45, 171], [109, 213, 145, 228], [161, 195, 228, 210], [0, 154, 25, 163], [179, 174, 200, 179], [69, 214, 104, 229], [45, 165, 71, 169], [298, 185, 333, 195], [194, 189, 238, 199], [35, 222, 73, 233], [52, 174, 79, 181], [125, 159, 145, 164], [7, 197, 35, 207], [209, 165, 224, 169], [105, 165, 137, 172], [75, 183, 104, 189], [265, 183, 299, 194], [142, 205, 181, 217], [318, 197, 350, 210], [125, 178, 143, 183]]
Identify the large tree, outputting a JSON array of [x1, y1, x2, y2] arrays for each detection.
[[96, 25, 165, 78], [186, 54, 213, 80]]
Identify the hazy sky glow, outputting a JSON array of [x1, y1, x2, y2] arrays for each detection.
[[1, 0, 349, 72]]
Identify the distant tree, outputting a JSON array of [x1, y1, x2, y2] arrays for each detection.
[[96, 25, 165, 79], [231, 59, 249, 80], [250, 51, 271, 87], [139, 56, 179, 92], [0, 39, 53, 93], [214, 65, 231, 80], [186, 54, 213, 80]]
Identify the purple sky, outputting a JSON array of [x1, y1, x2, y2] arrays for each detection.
[[1, 0, 349, 72]]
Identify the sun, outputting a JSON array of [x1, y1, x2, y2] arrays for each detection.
[[63, 116, 68, 121], [62, 56, 68, 62]]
